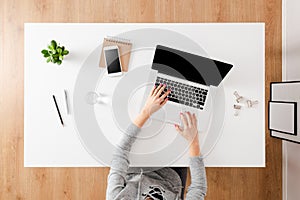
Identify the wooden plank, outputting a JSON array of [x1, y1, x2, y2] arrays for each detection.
[[0, 0, 282, 199]]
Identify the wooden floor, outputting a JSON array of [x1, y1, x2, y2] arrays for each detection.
[[0, 0, 282, 199]]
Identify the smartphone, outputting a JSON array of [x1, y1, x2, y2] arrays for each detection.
[[103, 45, 123, 77]]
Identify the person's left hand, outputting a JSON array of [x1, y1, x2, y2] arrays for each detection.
[[141, 84, 170, 117], [134, 84, 170, 128]]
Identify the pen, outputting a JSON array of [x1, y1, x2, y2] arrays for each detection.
[[64, 89, 70, 115], [53, 95, 64, 127]]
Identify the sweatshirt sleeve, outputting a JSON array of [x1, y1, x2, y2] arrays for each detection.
[[106, 123, 140, 200], [186, 156, 207, 200]]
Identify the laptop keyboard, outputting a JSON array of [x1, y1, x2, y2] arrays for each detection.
[[155, 76, 208, 110]]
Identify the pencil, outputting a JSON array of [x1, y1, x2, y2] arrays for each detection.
[[53, 95, 64, 127]]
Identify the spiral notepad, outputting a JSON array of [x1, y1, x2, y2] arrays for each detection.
[[99, 36, 132, 72]]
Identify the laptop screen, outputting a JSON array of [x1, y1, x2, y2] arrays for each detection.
[[152, 45, 233, 87]]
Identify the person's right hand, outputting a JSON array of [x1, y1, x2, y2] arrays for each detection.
[[175, 112, 199, 143], [175, 112, 200, 156]]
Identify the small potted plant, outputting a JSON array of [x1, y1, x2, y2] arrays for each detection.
[[41, 40, 69, 65]]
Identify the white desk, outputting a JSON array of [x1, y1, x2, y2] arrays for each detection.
[[24, 23, 265, 167]]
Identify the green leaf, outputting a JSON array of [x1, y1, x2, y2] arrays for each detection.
[[51, 40, 57, 49], [48, 45, 54, 51], [57, 48, 62, 54], [43, 53, 50, 57], [52, 50, 56, 54], [62, 50, 69, 55], [41, 49, 48, 54], [46, 57, 51, 63], [59, 55, 63, 60], [57, 60, 62, 65], [52, 54, 59, 58]]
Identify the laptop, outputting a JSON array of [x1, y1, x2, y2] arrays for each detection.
[[143, 45, 233, 130]]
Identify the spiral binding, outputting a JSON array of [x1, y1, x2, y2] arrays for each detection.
[[105, 36, 131, 45]]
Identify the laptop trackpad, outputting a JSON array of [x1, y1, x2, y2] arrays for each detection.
[[151, 103, 182, 125], [151, 103, 211, 132]]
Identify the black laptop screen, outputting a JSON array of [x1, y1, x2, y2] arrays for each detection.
[[152, 45, 233, 87]]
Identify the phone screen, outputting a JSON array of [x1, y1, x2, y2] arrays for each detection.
[[105, 49, 121, 74]]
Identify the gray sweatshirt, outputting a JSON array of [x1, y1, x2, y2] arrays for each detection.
[[106, 123, 207, 200]]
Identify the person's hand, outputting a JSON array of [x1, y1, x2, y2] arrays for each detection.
[[141, 84, 170, 117], [175, 112, 199, 143], [134, 84, 170, 128], [175, 112, 201, 156]]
